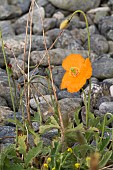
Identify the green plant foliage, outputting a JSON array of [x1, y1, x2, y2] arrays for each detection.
[[0, 144, 17, 170], [99, 137, 111, 152], [99, 150, 112, 168], [17, 135, 27, 157], [39, 116, 60, 134], [24, 141, 43, 168], [5, 163, 24, 170]]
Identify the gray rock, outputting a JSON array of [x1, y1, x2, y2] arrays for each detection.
[[0, 126, 15, 144], [0, 81, 19, 110], [0, 5, 12, 20], [107, 30, 113, 41], [0, 106, 14, 124], [0, 51, 9, 68], [98, 16, 113, 39], [0, 97, 7, 107], [31, 48, 98, 67], [0, 69, 19, 110], [92, 57, 113, 79], [108, 0, 113, 10], [7, 5, 22, 18], [8, 0, 31, 14], [100, 81, 111, 96], [30, 76, 53, 97], [0, 34, 52, 57], [108, 41, 113, 53], [43, 17, 57, 31], [67, 15, 86, 30], [87, 7, 110, 24], [18, 67, 45, 84], [41, 137, 51, 146], [30, 95, 54, 110], [48, 0, 100, 12], [81, 83, 103, 111], [52, 66, 65, 87], [99, 102, 113, 114], [0, 21, 14, 37], [59, 98, 82, 127], [0, 0, 8, 5], [90, 77, 99, 84], [57, 90, 80, 100], [37, 0, 49, 7], [96, 96, 112, 109], [53, 11, 64, 20], [0, 0, 29, 19], [0, 35, 28, 57], [110, 85, 113, 97], [30, 95, 81, 125], [54, 30, 83, 50], [13, 7, 45, 34], [9, 58, 27, 79], [94, 10, 109, 24], [30, 95, 54, 121], [38, 95, 55, 103], [0, 4, 22, 20], [32, 122, 39, 131], [31, 35, 52, 51], [71, 25, 98, 44], [103, 78, 113, 85], [42, 129, 58, 140], [33, 17, 57, 35], [33, 20, 42, 35], [84, 34, 109, 55], [44, 3, 56, 18], [45, 28, 61, 41]]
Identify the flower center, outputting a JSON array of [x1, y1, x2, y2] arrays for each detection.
[[69, 67, 80, 77]]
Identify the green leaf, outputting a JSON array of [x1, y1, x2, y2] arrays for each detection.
[[17, 135, 27, 157], [99, 150, 112, 168], [5, 163, 24, 170], [99, 137, 110, 152], [39, 116, 60, 134], [74, 108, 81, 125], [50, 116, 59, 127], [0, 144, 15, 169], [8, 118, 24, 130], [24, 141, 43, 167], [65, 123, 84, 134], [27, 125, 39, 138], [39, 124, 59, 134]]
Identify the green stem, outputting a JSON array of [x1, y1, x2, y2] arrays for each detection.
[[87, 79, 91, 124], [0, 29, 18, 144], [68, 10, 91, 127], [69, 10, 90, 58], [82, 88, 88, 127], [100, 113, 113, 143]]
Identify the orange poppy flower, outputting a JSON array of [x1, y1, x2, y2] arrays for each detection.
[[61, 54, 92, 93]]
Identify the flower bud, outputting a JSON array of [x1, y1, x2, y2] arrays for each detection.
[[60, 19, 70, 29]]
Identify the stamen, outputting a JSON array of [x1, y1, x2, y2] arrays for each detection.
[[69, 67, 80, 77]]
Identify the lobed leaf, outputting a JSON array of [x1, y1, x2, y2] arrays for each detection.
[[24, 141, 43, 167], [99, 150, 112, 168]]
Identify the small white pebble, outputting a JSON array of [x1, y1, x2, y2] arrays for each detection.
[[110, 85, 113, 97]]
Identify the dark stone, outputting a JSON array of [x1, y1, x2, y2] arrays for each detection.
[[83, 34, 108, 55], [92, 57, 113, 79], [98, 16, 113, 39]]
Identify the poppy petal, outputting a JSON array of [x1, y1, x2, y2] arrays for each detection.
[[62, 54, 85, 71], [61, 54, 92, 93], [61, 71, 86, 93]]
